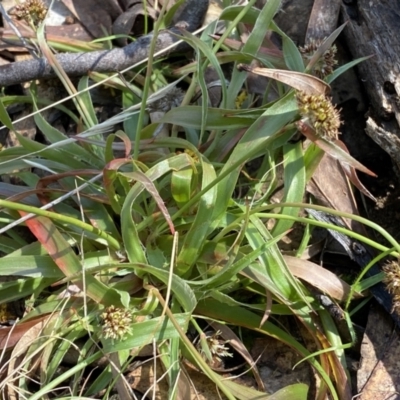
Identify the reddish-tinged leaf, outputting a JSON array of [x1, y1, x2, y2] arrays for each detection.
[[115, 131, 132, 158], [315, 329, 352, 400], [124, 171, 175, 235], [19, 212, 123, 306], [36, 169, 101, 205], [307, 151, 368, 235], [297, 120, 377, 177], [103, 158, 132, 213], [340, 163, 377, 201]]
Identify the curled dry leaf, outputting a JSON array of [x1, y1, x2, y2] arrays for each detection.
[[284, 255, 362, 301], [238, 64, 329, 96], [307, 151, 370, 235]]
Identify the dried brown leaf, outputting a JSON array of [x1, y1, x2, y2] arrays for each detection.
[[307, 152, 368, 235], [334, 140, 377, 202], [0, 316, 48, 351], [3, 315, 53, 398], [284, 255, 362, 301], [238, 64, 329, 95], [297, 120, 377, 177]]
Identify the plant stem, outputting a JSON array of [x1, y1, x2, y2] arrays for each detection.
[[0, 199, 120, 250]]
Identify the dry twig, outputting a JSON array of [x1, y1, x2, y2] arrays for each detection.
[[0, 0, 209, 86]]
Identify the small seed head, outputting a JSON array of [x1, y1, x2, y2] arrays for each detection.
[[101, 305, 133, 341], [296, 91, 341, 139], [197, 330, 233, 363], [13, 0, 47, 27], [383, 260, 400, 314], [299, 38, 338, 79]]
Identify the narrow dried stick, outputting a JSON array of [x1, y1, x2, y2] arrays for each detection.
[[0, 0, 209, 86]]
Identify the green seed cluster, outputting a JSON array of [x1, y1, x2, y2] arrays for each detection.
[[296, 91, 341, 139], [101, 305, 133, 341]]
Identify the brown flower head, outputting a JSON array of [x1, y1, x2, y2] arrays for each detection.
[[13, 0, 47, 27], [101, 305, 133, 341], [382, 260, 400, 314], [296, 91, 341, 139], [299, 38, 338, 79]]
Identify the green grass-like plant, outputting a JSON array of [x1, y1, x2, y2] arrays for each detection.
[[0, 1, 397, 399]]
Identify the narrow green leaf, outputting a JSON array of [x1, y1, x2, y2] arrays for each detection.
[[121, 154, 194, 267], [326, 55, 373, 84], [179, 29, 227, 109], [0, 256, 61, 278], [0, 198, 120, 250], [227, 0, 282, 107], [160, 106, 252, 130], [31, 97, 99, 167], [0, 98, 15, 131], [272, 141, 305, 236], [12, 131, 89, 170], [171, 168, 194, 208], [176, 160, 218, 275], [245, 214, 311, 307], [213, 94, 298, 221], [271, 21, 305, 72], [223, 380, 308, 400], [78, 76, 98, 126], [0, 277, 55, 304]]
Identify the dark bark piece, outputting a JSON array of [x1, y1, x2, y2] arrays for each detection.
[[341, 0, 400, 172], [306, 0, 341, 41], [61, 0, 114, 39], [0, 0, 209, 87], [273, 0, 314, 45], [113, 4, 158, 46]]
